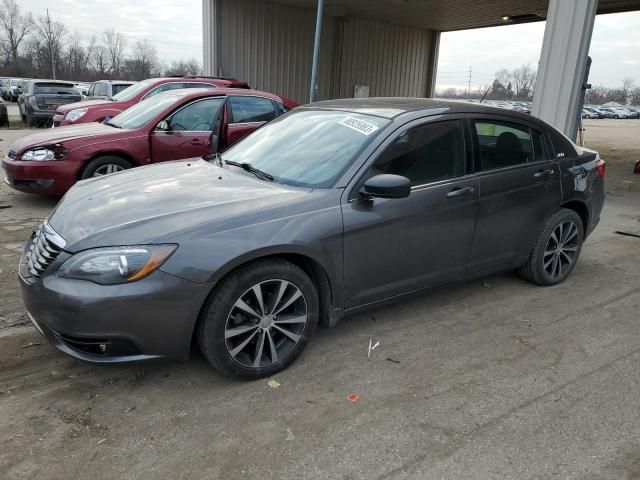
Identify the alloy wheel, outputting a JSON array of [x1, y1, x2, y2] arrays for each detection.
[[543, 220, 579, 279], [224, 279, 308, 368], [93, 164, 125, 176]]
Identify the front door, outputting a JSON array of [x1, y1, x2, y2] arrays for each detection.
[[467, 116, 563, 273], [150, 97, 225, 163], [342, 118, 479, 308], [225, 96, 279, 147]]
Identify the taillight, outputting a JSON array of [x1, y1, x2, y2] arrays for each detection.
[[28, 96, 37, 105], [596, 158, 606, 178]]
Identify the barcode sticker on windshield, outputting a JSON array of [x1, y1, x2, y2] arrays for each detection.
[[338, 117, 379, 136]]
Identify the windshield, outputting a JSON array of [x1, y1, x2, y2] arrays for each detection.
[[107, 93, 178, 129], [111, 79, 154, 101], [222, 110, 389, 188]]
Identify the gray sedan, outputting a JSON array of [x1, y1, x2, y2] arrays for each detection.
[[18, 98, 605, 378]]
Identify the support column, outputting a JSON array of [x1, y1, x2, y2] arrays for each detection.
[[309, 0, 325, 103], [202, 0, 218, 76], [425, 30, 441, 97], [532, 0, 598, 138]]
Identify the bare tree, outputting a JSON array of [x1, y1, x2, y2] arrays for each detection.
[[32, 10, 66, 78], [512, 64, 536, 100], [165, 58, 202, 76], [0, 0, 32, 67], [104, 28, 126, 76], [126, 39, 159, 80], [620, 77, 634, 102]]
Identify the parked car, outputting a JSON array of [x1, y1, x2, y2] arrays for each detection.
[[582, 107, 602, 119], [17, 80, 82, 127], [52, 76, 250, 127], [74, 82, 92, 97], [3, 87, 296, 193], [600, 107, 632, 119], [588, 106, 614, 118], [0, 97, 8, 127], [0, 78, 9, 99], [85, 80, 136, 100], [7, 78, 24, 101], [15, 98, 605, 378]]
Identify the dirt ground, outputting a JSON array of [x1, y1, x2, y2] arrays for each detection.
[[0, 119, 639, 480]]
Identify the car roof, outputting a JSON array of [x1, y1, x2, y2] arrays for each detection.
[[96, 80, 136, 84], [157, 87, 287, 103], [305, 97, 540, 122]]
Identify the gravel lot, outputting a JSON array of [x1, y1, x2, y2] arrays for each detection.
[[0, 119, 639, 480]]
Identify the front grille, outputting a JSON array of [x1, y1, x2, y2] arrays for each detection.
[[24, 222, 66, 277], [7, 150, 16, 159]]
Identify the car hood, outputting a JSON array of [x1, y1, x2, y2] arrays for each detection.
[[48, 159, 311, 251], [9, 123, 127, 153], [56, 99, 121, 113]]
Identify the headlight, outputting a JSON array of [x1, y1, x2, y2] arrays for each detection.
[[58, 245, 176, 285], [21, 148, 56, 161], [66, 108, 88, 121]]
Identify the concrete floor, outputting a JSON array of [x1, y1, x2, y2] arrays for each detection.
[[1, 122, 639, 479]]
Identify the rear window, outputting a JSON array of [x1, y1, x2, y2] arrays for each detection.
[[33, 83, 77, 94], [112, 84, 132, 95]]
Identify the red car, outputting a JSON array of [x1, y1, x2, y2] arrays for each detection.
[[3, 88, 297, 194], [52, 76, 250, 127]]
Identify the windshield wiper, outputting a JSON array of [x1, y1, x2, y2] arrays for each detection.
[[104, 120, 121, 128], [224, 160, 274, 181]]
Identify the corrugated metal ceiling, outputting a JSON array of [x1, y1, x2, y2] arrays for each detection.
[[271, 0, 640, 31]]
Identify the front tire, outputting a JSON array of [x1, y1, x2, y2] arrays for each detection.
[[198, 259, 318, 379], [80, 155, 133, 179], [518, 208, 584, 286]]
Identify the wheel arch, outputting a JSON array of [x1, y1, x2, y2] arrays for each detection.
[[189, 252, 336, 357], [77, 151, 140, 180], [559, 199, 589, 234]]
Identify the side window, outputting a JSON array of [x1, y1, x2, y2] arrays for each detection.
[[367, 120, 466, 186], [531, 129, 547, 162], [187, 82, 216, 90], [96, 83, 108, 97], [549, 130, 577, 159], [229, 96, 277, 123], [473, 120, 534, 170], [146, 82, 187, 98], [167, 97, 225, 131]]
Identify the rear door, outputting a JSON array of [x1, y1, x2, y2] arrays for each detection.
[[150, 96, 226, 163], [225, 96, 279, 147], [467, 115, 562, 273]]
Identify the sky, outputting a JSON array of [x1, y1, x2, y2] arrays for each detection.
[[436, 11, 640, 92], [16, 1, 640, 89]]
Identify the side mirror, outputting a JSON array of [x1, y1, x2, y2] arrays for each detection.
[[361, 174, 411, 199], [156, 120, 170, 131]]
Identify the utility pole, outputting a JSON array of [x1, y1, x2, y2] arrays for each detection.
[[46, 9, 56, 79], [309, 0, 324, 103], [466, 65, 472, 95]]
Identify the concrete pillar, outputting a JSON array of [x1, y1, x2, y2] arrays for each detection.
[[532, 0, 598, 138], [425, 30, 441, 97], [202, 0, 218, 76]]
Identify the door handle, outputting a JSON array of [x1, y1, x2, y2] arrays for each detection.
[[446, 186, 474, 198], [189, 139, 205, 146], [533, 169, 555, 178]]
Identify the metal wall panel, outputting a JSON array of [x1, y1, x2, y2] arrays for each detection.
[[337, 17, 434, 98], [216, 0, 337, 103]]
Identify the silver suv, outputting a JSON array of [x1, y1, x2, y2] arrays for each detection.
[[86, 80, 136, 100]]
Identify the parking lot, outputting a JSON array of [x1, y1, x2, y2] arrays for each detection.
[[1, 119, 639, 479]]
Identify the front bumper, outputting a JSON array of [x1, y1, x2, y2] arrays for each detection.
[[19, 241, 213, 363], [2, 155, 78, 194]]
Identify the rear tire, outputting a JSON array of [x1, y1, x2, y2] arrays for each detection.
[[80, 155, 133, 179], [518, 208, 584, 286], [198, 259, 318, 379]]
